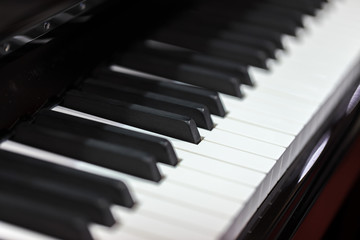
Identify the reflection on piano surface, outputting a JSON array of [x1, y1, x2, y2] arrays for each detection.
[[0, 0, 360, 239]]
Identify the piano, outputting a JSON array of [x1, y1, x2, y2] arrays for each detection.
[[0, 0, 359, 239]]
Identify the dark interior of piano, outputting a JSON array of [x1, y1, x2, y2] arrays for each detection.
[[0, 0, 359, 239]]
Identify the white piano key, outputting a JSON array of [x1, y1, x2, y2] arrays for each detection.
[[200, 128, 285, 160], [252, 70, 332, 95], [134, 193, 229, 235], [278, 19, 360, 68], [92, 224, 150, 240], [93, 169, 241, 238], [278, 44, 359, 78], [176, 149, 263, 193], [249, 79, 328, 111], [242, 83, 320, 110], [224, 0, 360, 238], [251, 79, 332, 104], [131, 179, 243, 218], [159, 164, 252, 202], [0, 221, 56, 240], [94, 220, 170, 240], [110, 207, 214, 240], [173, 140, 272, 176], [239, 90, 317, 122], [225, 105, 303, 135], [221, 92, 313, 124], [280, 36, 357, 68], [249, 78, 325, 104], [226, 84, 319, 106], [93, 181, 237, 239], [93, 199, 227, 240], [212, 116, 295, 148], [242, 16, 358, 129]]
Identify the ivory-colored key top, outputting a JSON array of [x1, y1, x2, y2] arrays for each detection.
[[173, 140, 272, 175], [110, 206, 215, 240], [130, 180, 243, 218], [200, 128, 285, 160], [225, 106, 303, 135], [132, 192, 230, 235], [175, 149, 263, 194], [159, 164, 253, 202], [212, 116, 295, 148]]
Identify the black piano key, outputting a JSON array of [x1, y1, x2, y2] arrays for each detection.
[[170, 11, 285, 50], [188, 53, 253, 85], [199, 3, 299, 36], [12, 123, 162, 181], [265, 0, 318, 15], [0, 192, 93, 240], [151, 31, 269, 69], [35, 110, 178, 166], [271, 0, 321, 10], [135, 41, 253, 85], [153, 20, 277, 60], [112, 52, 243, 97], [0, 149, 134, 208], [166, 18, 277, 59], [207, 39, 268, 69], [206, 39, 269, 69], [0, 169, 115, 227], [214, 32, 278, 59], [252, 3, 305, 27], [92, 69, 226, 116], [80, 80, 214, 130], [240, 12, 299, 36], [315, 0, 327, 8], [228, 22, 285, 49], [62, 90, 201, 144], [114, 52, 243, 96]]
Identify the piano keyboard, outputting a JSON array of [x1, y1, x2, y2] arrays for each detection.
[[1, 0, 360, 239]]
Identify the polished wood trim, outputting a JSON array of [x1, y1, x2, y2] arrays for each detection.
[[292, 133, 360, 240]]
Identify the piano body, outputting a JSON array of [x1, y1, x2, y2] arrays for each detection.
[[0, 0, 359, 239]]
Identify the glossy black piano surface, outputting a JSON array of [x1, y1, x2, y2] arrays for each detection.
[[0, 0, 359, 239]]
